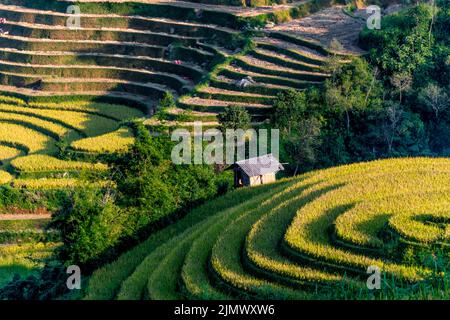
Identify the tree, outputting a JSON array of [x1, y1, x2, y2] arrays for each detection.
[[435, 1, 450, 44], [329, 38, 345, 54], [270, 88, 324, 173], [114, 122, 221, 225], [53, 189, 125, 267], [360, 4, 433, 75], [283, 117, 322, 175], [218, 105, 251, 132], [325, 58, 382, 134], [381, 101, 404, 155], [419, 83, 449, 119], [325, 38, 344, 82], [429, 0, 437, 46], [429, 120, 450, 155], [271, 89, 308, 135], [154, 91, 176, 121], [157, 92, 176, 110], [390, 72, 413, 103], [378, 101, 428, 156]]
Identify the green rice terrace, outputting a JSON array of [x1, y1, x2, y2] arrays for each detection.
[[0, 0, 356, 291], [85, 158, 450, 300], [0, 0, 349, 186], [0, 0, 355, 129], [0, 0, 448, 301]]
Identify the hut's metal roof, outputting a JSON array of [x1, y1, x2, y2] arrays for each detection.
[[234, 154, 284, 177]]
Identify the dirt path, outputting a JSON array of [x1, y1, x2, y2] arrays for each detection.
[[237, 55, 327, 76], [0, 84, 155, 106], [254, 37, 328, 60], [60, 0, 311, 17], [0, 3, 234, 30], [0, 213, 52, 220]]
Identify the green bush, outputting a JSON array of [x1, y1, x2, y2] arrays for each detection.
[[218, 105, 251, 131], [0, 186, 68, 212], [48, 121, 231, 270], [52, 190, 126, 267]]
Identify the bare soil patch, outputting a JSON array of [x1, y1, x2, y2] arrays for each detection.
[[0, 207, 52, 220], [266, 6, 367, 55]]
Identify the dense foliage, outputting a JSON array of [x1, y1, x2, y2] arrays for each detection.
[[0, 121, 231, 299], [272, 3, 449, 174], [52, 122, 231, 269], [360, 3, 449, 154]]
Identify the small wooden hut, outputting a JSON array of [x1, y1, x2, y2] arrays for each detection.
[[232, 154, 284, 187]]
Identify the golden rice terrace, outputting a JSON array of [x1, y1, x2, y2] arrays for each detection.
[[84, 158, 450, 300], [0, 0, 349, 187]]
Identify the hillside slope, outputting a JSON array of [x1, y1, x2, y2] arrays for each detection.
[[85, 157, 450, 300], [0, 0, 345, 127], [0, 0, 346, 287]]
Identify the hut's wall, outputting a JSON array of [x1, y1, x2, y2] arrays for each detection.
[[235, 168, 278, 187], [248, 173, 276, 186], [261, 173, 276, 184]]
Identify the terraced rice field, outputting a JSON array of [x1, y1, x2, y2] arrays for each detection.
[[0, 0, 240, 130], [0, 0, 245, 287], [0, 91, 107, 282], [175, 32, 340, 125], [85, 158, 450, 300], [0, 0, 349, 129], [0, 214, 58, 287], [0, 0, 239, 108], [0, 95, 143, 188], [0, 0, 349, 291], [71, 127, 135, 153], [0, 0, 444, 301]]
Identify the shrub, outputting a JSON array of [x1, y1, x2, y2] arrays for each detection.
[[218, 105, 251, 131], [52, 189, 126, 267]]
